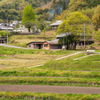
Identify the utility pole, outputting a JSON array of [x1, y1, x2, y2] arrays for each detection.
[[35, 30, 36, 49], [84, 23, 85, 51], [7, 11, 8, 44]]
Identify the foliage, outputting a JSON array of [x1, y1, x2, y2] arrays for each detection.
[[22, 5, 35, 32], [57, 12, 90, 34], [0, 31, 10, 37], [57, 12, 91, 49], [0, 19, 4, 23], [94, 30, 100, 44], [58, 34, 77, 50], [92, 5, 100, 31]]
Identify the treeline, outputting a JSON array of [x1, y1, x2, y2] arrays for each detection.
[[0, 0, 51, 22]]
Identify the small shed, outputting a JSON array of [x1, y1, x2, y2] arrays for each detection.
[[27, 41, 44, 49]]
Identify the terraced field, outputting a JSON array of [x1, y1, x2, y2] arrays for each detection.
[[0, 46, 100, 99]]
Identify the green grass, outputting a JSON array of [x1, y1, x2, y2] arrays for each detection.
[[0, 56, 8, 59], [0, 46, 75, 55], [40, 53, 100, 71], [0, 77, 100, 87], [0, 67, 100, 78], [79, 54, 100, 61], [42, 60, 100, 71], [0, 92, 100, 100]]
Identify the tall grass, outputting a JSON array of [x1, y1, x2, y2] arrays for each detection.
[[0, 67, 100, 78], [0, 77, 100, 86], [0, 92, 100, 100]]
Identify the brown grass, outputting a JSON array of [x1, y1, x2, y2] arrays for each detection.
[[0, 54, 64, 70]]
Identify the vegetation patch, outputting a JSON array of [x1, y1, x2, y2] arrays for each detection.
[[0, 77, 100, 87], [42, 59, 100, 71], [0, 46, 75, 55], [0, 92, 100, 100]]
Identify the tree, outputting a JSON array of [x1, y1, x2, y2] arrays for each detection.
[[92, 5, 100, 31], [22, 5, 35, 32], [58, 34, 77, 50], [35, 19, 48, 35], [0, 31, 10, 38], [94, 30, 100, 44], [0, 19, 4, 23], [57, 12, 91, 49]]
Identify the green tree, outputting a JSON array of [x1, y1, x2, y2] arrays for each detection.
[[58, 34, 77, 50], [0, 19, 4, 23], [57, 12, 91, 49], [22, 5, 35, 32], [35, 19, 48, 35], [92, 5, 100, 31], [94, 30, 100, 44], [0, 31, 10, 38]]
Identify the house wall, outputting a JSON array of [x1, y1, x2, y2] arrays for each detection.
[[27, 43, 35, 48], [43, 42, 50, 49], [50, 44, 59, 49]]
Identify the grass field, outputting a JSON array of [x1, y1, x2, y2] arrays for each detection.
[[0, 46, 100, 98], [0, 92, 100, 100], [0, 77, 100, 87], [42, 53, 100, 71]]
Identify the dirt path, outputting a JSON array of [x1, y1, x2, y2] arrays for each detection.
[[0, 85, 100, 94], [55, 52, 82, 60]]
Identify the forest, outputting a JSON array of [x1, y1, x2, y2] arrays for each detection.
[[0, 0, 100, 22]]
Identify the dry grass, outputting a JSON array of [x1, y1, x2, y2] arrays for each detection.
[[12, 54, 64, 60], [0, 54, 64, 70], [40, 30, 56, 37], [0, 59, 46, 70]]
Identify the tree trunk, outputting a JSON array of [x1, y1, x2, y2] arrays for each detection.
[[73, 42, 76, 50], [28, 28, 30, 32]]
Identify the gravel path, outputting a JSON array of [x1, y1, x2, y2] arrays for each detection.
[[0, 85, 100, 94]]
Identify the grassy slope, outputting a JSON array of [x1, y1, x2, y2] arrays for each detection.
[[8, 30, 56, 47], [42, 53, 100, 71]]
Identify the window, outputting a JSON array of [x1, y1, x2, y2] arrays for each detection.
[[44, 44, 48, 47], [29, 45, 31, 47]]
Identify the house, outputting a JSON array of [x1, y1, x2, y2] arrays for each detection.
[[0, 23, 13, 32], [0, 26, 13, 32], [27, 33, 94, 49], [12, 21, 21, 27], [43, 39, 62, 49], [27, 39, 62, 49], [0, 38, 7, 43], [27, 38, 62, 49], [27, 41, 44, 49], [50, 20, 62, 29]]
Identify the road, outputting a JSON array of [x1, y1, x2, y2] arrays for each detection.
[[0, 85, 100, 94], [0, 43, 30, 49]]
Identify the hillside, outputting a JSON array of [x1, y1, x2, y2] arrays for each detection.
[[0, 0, 52, 21]]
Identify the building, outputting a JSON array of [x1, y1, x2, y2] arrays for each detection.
[[0, 38, 7, 43], [0, 27, 13, 32], [0, 23, 13, 32], [50, 20, 62, 29], [27, 33, 94, 50], [27, 41, 44, 49]]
